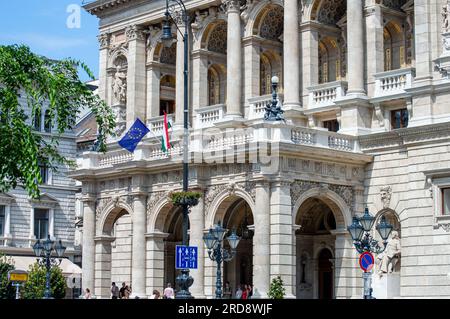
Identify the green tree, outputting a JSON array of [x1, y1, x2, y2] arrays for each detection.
[[0, 44, 115, 199], [0, 253, 15, 299], [22, 262, 67, 299], [268, 276, 286, 299]]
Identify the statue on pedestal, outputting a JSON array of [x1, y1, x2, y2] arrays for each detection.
[[112, 66, 127, 104], [377, 231, 401, 276]]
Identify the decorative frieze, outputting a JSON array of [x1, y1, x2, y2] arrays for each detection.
[[291, 180, 320, 206], [328, 184, 353, 210], [95, 195, 133, 220], [125, 25, 146, 42], [147, 191, 170, 216], [98, 33, 111, 49]]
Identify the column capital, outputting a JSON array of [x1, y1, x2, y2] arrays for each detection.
[[81, 195, 97, 204], [126, 24, 146, 42], [94, 235, 115, 243], [98, 32, 111, 49], [145, 231, 170, 240], [221, 0, 241, 14]]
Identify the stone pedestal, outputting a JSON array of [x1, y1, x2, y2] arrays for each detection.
[[372, 273, 400, 299]]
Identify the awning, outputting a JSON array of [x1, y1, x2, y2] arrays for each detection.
[[10, 256, 82, 277]]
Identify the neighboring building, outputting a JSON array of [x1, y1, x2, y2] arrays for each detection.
[[73, 0, 450, 299], [0, 93, 82, 298]]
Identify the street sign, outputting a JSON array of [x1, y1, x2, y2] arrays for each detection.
[[8, 270, 28, 282], [359, 252, 374, 272], [175, 245, 198, 269]]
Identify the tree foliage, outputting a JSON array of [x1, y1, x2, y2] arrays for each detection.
[[0, 253, 15, 299], [0, 44, 115, 198], [268, 276, 286, 299], [22, 261, 67, 299]]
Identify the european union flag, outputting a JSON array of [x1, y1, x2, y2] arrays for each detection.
[[118, 118, 150, 153]]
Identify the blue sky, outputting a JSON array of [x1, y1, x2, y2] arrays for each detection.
[[0, 1, 100, 81]]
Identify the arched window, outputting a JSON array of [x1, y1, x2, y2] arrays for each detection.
[[384, 22, 405, 71], [319, 38, 341, 84], [160, 75, 176, 115], [208, 68, 220, 105]]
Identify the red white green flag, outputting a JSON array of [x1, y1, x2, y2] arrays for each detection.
[[161, 111, 172, 153]]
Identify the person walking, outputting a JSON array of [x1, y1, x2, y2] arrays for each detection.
[[84, 288, 92, 299], [111, 282, 119, 299], [241, 285, 248, 299], [235, 285, 243, 299], [163, 283, 175, 299], [123, 285, 131, 299], [119, 282, 126, 299], [223, 281, 232, 299], [150, 290, 161, 299]]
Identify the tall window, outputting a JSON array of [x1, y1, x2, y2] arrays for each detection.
[[159, 100, 175, 116], [38, 161, 49, 184], [34, 208, 49, 240], [208, 68, 220, 105], [33, 110, 41, 131], [260, 56, 271, 95], [391, 109, 408, 129], [44, 110, 51, 133], [0, 206, 5, 237], [442, 188, 450, 215], [323, 119, 339, 132]]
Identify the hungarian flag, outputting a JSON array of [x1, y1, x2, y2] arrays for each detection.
[[161, 111, 172, 153]]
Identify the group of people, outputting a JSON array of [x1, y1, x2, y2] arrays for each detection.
[[150, 283, 175, 299], [223, 282, 254, 299], [110, 282, 132, 299]]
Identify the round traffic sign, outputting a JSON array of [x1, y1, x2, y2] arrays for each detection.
[[359, 252, 374, 272]]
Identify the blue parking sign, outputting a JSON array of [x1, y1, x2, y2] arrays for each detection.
[[175, 245, 198, 269]]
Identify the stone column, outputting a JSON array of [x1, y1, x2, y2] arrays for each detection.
[[131, 195, 147, 298], [175, 17, 187, 129], [126, 25, 147, 128], [145, 232, 168, 296], [283, 0, 301, 109], [346, 0, 366, 96], [243, 37, 260, 102], [331, 230, 362, 298], [97, 33, 110, 102], [191, 50, 209, 110], [94, 236, 113, 298], [301, 23, 319, 109], [270, 181, 296, 298], [189, 195, 205, 298], [365, 4, 384, 97], [82, 198, 96, 292], [253, 182, 270, 298], [147, 63, 161, 118], [224, 0, 242, 118]]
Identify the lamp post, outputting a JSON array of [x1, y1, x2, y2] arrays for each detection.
[[264, 75, 284, 121], [203, 223, 240, 299], [32, 235, 66, 299], [161, 0, 193, 299], [347, 208, 393, 299]]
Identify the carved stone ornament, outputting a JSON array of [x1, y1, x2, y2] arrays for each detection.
[[440, 223, 450, 232], [221, 0, 241, 14], [240, 0, 258, 25], [98, 33, 111, 49], [147, 191, 170, 216], [380, 185, 392, 209], [329, 184, 353, 209], [125, 25, 146, 42], [291, 180, 320, 206], [443, 2, 450, 34], [96, 195, 132, 220]]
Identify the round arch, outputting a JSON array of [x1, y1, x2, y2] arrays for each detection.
[[206, 189, 255, 228], [98, 199, 133, 236], [108, 48, 128, 69], [200, 19, 227, 53], [147, 197, 172, 233], [292, 187, 352, 230], [310, 0, 346, 25], [244, 0, 284, 38]]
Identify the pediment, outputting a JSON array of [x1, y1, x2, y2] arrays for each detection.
[[30, 193, 59, 208], [0, 193, 14, 205]]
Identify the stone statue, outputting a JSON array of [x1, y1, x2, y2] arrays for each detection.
[[442, 3, 450, 34], [112, 66, 127, 104], [377, 230, 401, 276], [380, 186, 392, 209]]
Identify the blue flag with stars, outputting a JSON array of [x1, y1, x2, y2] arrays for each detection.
[[118, 118, 150, 153]]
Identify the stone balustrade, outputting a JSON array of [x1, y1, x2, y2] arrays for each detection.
[[195, 104, 225, 128], [373, 68, 415, 100], [146, 114, 174, 136], [291, 128, 358, 152], [248, 94, 284, 119], [307, 81, 348, 109]]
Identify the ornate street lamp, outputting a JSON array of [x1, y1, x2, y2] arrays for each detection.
[[264, 75, 284, 121], [347, 207, 393, 299], [161, 0, 193, 299], [33, 235, 66, 299], [203, 223, 240, 299], [240, 205, 253, 240]]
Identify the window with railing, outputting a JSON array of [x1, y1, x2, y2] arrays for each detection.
[[390, 109, 408, 129], [442, 188, 450, 215]]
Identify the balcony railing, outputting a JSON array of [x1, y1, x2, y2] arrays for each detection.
[[291, 128, 358, 152], [147, 114, 175, 136], [308, 81, 348, 109], [248, 94, 284, 119], [195, 104, 225, 128], [373, 68, 415, 99]]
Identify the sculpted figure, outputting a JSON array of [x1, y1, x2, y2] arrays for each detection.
[[380, 186, 392, 209], [443, 3, 450, 33], [377, 231, 401, 276], [112, 66, 127, 104]]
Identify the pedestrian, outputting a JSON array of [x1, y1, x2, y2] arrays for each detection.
[[84, 288, 92, 299], [150, 290, 161, 299], [235, 285, 243, 299], [247, 284, 253, 299], [111, 282, 119, 299], [123, 285, 131, 299], [119, 282, 126, 299], [241, 285, 248, 299], [163, 283, 175, 299], [223, 281, 232, 299]]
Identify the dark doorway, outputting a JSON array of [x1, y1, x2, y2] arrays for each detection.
[[318, 248, 333, 299]]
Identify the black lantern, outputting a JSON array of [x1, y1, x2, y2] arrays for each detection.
[[359, 207, 376, 232], [376, 215, 393, 241], [347, 217, 364, 242], [226, 229, 241, 250], [32, 240, 43, 257], [240, 206, 254, 240], [161, 13, 173, 48]]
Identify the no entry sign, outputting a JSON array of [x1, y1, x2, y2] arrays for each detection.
[[359, 251, 374, 272]]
